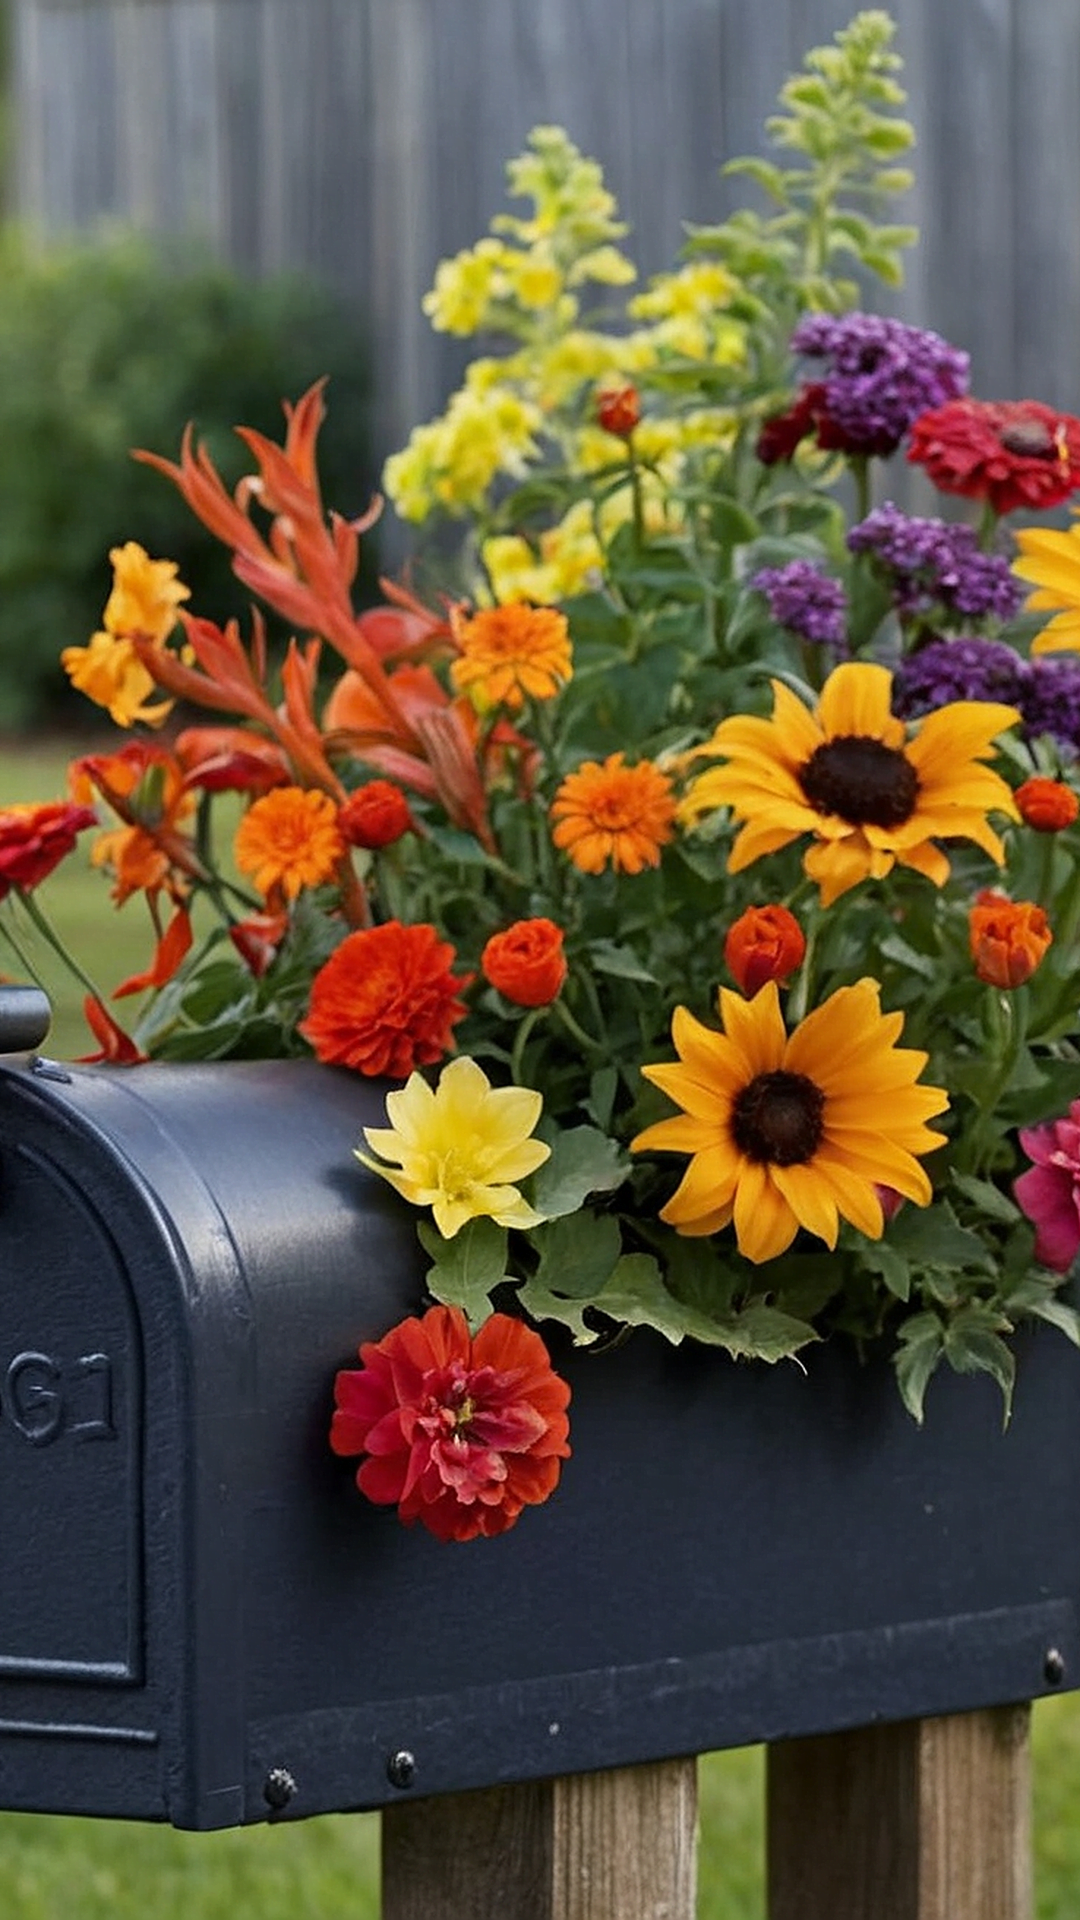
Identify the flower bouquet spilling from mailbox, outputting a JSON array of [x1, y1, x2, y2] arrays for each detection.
[[8, 10, 1080, 1540]]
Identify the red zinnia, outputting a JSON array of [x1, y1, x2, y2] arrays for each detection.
[[338, 781, 414, 850], [907, 398, 1080, 516], [330, 1304, 572, 1542], [0, 801, 97, 900], [482, 918, 567, 1008], [300, 920, 469, 1076], [724, 904, 806, 997]]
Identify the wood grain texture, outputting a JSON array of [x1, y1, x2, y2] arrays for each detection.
[[766, 1706, 1032, 1920], [383, 1758, 697, 1920]]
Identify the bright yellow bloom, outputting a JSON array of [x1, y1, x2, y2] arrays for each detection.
[[234, 786, 345, 900], [483, 500, 604, 605], [451, 604, 572, 709], [383, 383, 542, 522], [357, 1055, 551, 1239], [681, 662, 1019, 906], [632, 979, 948, 1263], [103, 541, 189, 642], [60, 631, 173, 728], [502, 250, 564, 310], [1013, 522, 1080, 653], [422, 238, 504, 335]]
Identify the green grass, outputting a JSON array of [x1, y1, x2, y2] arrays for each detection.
[[2, 741, 1080, 1914]]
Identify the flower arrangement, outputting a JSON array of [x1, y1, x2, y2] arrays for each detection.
[[7, 11, 1080, 1542]]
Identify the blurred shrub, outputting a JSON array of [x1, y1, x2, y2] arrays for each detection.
[[0, 227, 373, 730]]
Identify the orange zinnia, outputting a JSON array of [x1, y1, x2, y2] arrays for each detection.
[[551, 753, 676, 874], [1014, 777, 1079, 833], [300, 921, 469, 1076], [451, 604, 572, 710], [234, 787, 345, 901], [969, 891, 1052, 988]]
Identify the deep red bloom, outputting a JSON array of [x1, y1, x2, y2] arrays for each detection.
[[330, 1304, 571, 1541], [1014, 777, 1079, 833], [299, 921, 469, 1075], [0, 801, 97, 900], [338, 781, 414, 849], [596, 384, 641, 438], [907, 398, 1080, 516], [969, 890, 1052, 988], [174, 725, 291, 795], [724, 904, 806, 996], [756, 385, 827, 464], [229, 903, 290, 978], [481, 918, 567, 1008]]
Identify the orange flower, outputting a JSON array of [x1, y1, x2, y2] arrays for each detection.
[[330, 1304, 571, 1541], [450, 604, 572, 710], [482, 918, 567, 1007], [0, 801, 97, 901], [300, 921, 469, 1075], [338, 781, 414, 849], [596, 384, 641, 437], [551, 752, 676, 874], [72, 743, 198, 906], [234, 787, 345, 900], [1014, 777, 1079, 833], [724, 904, 806, 996], [969, 891, 1052, 988]]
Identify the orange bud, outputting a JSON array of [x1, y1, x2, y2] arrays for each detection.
[[724, 904, 806, 997], [969, 891, 1052, 989], [595, 385, 640, 438], [482, 917, 567, 1008], [1014, 777, 1079, 832], [338, 781, 414, 849]]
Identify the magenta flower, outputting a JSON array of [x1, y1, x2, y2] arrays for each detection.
[[1014, 1103, 1080, 1270]]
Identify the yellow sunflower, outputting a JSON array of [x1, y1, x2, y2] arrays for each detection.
[[632, 979, 948, 1264], [680, 661, 1018, 905], [1013, 522, 1080, 653]]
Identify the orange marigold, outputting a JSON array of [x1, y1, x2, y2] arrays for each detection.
[[300, 921, 470, 1076], [234, 787, 345, 901], [450, 604, 572, 710], [1014, 777, 1079, 833], [550, 752, 676, 875], [969, 891, 1053, 988]]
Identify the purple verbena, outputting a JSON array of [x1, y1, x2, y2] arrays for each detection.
[[790, 313, 969, 458], [1022, 657, 1080, 757], [751, 560, 848, 650], [893, 638, 1030, 717], [847, 502, 1024, 623]]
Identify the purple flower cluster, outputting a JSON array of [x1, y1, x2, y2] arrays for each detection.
[[752, 560, 848, 650], [894, 638, 1080, 756], [847, 503, 1024, 624], [791, 313, 969, 458]]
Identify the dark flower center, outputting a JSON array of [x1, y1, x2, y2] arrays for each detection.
[[799, 735, 919, 829], [999, 420, 1056, 460], [731, 1069, 825, 1166]]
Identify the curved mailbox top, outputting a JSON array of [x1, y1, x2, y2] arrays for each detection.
[[1, 1051, 1080, 1829]]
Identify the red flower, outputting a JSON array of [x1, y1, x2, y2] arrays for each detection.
[[1015, 1101, 1080, 1270], [969, 891, 1052, 988], [0, 801, 97, 900], [595, 384, 641, 438], [338, 781, 414, 850], [907, 398, 1080, 516], [330, 1304, 571, 1542], [724, 904, 806, 996], [756, 385, 826, 464], [481, 918, 567, 1008], [77, 996, 146, 1065], [300, 921, 469, 1075], [1014, 777, 1079, 833]]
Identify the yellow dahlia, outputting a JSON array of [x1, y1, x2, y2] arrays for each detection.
[[632, 979, 948, 1264], [1013, 522, 1080, 653], [680, 661, 1018, 906]]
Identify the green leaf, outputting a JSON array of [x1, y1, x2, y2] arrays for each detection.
[[942, 1319, 1016, 1425], [586, 940, 658, 984], [859, 1239, 912, 1302], [417, 1218, 510, 1329], [893, 1312, 945, 1424], [886, 1201, 993, 1272], [585, 1066, 619, 1131], [949, 1171, 1021, 1227], [531, 1126, 629, 1218], [516, 1278, 595, 1344], [531, 1212, 622, 1299], [594, 1254, 727, 1345]]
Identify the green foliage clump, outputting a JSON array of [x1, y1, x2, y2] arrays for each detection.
[[0, 228, 372, 729]]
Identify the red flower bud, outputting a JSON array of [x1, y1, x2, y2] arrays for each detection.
[[338, 781, 414, 850], [1014, 777, 1079, 833], [482, 917, 567, 1008], [595, 385, 640, 438], [724, 905, 806, 997], [969, 891, 1052, 988]]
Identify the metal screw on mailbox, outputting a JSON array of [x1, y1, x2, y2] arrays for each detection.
[[0, 986, 52, 1056], [263, 1767, 297, 1811], [1044, 1648, 1066, 1686], [386, 1750, 416, 1790]]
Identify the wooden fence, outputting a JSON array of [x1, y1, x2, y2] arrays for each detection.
[[11, 0, 1080, 512]]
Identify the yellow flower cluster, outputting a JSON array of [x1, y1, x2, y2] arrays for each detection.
[[60, 542, 189, 728], [384, 375, 543, 522]]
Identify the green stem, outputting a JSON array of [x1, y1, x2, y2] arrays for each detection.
[[850, 456, 872, 523], [786, 919, 818, 1026], [15, 887, 110, 1010], [552, 996, 606, 1057], [510, 1007, 544, 1087], [0, 909, 51, 995]]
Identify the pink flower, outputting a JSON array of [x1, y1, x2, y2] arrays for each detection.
[[1014, 1102, 1080, 1270]]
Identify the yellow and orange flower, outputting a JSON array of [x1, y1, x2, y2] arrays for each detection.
[[60, 630, 174, 730], [969, 891, 1053, 988], [632, 978, 948, 1263], [234, 787, 346, 901], [72, 742, 197, 906], [61, 543, 190, 729], [450, 603, 572, 710], [680, 661, 1019, 906], [551, 752, 676, 875], [101, 542, 190, 644]]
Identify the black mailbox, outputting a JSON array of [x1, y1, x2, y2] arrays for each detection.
[[1, 1036, 1079, 1830]]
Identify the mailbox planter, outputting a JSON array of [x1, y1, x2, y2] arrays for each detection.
[[0, 1049, 1076, 1831]]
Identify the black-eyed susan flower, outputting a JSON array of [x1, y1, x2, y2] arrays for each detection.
[[631, 979, 947, 1264], [680, 661, 1018, 906]]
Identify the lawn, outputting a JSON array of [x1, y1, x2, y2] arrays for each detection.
[[1, 738, 1079, 1916]]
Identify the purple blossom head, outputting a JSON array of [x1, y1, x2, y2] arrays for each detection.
[[790, 313, 969, 458], [1022, 656, 1080, 756], [751, 560, 848, 651], [847, 502, 1023, 625], [893, 637, 1030, 717]]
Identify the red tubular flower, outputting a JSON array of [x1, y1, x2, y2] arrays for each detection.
[[907, 398, 1080, 516], [724, 904, 806, 997], [299, 921, 469, 1075], [0, 801, 97, 900], [482, 917, 567, 1008], [969, 891, 1052, 988], [330, 1304, 571, 1542], [338, 781, 414, 849], [595, 384, 641, 438], [77, 996, 147, 1065], [1014, 777, 1079, 833]]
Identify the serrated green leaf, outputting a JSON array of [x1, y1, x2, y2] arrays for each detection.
[[531, 1126, 628, 1218], [586, 940, 658, 984], [531, 1211, 622, 1299], [893, 1312, 945, 1424], [417, 1218, 510, 1329], [942, 1323, 1015, 1424], [949, 1171, 1020, 1226], [887, 1201, 993, 1272], [859, 1239, 912, 1301], [517, 1277, 596, 1344]]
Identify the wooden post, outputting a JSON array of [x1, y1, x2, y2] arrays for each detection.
[[382, 1756, 698, 1920], [766, 1706, 1032, 1920]]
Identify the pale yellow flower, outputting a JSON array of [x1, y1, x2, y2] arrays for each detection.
[[357, 1055, 551, 1239], [422, 238, 504, 335]]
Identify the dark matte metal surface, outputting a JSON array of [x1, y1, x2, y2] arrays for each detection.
[[0, 1054, 1078, 1828]]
